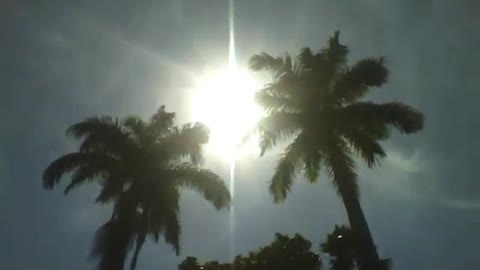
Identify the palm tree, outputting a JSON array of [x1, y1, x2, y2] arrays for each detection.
[[249, 32, 423, 270], [43, 106, 231, 270]]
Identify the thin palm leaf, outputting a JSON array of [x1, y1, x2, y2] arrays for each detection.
[[270, 135, 306, 202], [257, 112, 301, 155], [172, 163, 231, 209], [339, 102, 424, 134]]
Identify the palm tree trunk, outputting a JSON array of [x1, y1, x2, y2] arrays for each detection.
[[110, 228, 130, 270], [339, 187, 381, 270], [114, 253, 127, 270], [130, 232, 146, 270]]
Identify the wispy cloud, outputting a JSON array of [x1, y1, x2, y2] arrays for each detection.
[[385, 148, 427, 173], [442, 198, 480, 210]]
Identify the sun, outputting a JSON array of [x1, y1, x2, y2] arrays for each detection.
[[190, 67, 263, 160]]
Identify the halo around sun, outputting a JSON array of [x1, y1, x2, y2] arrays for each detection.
[[190, 67, 263, 160]]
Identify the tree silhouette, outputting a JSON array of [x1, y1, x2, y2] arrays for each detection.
[[321, 225, 357, 270], [321, 225, 391, 270], [179, 233, 321, 270], [249, 31, 423, 269], [43, 106, 231, 270]]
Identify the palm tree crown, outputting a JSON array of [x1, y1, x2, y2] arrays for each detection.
[[250, 31, 423, 200], [249, 31, 423, 269], [43, 106, 231, 270]]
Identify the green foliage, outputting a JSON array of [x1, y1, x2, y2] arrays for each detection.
[[179, 233, 321, 270], [43, 106, 231, 270]]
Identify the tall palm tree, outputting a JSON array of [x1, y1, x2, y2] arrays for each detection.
[[43, 106, 231, 270], [249, 32, 423, 269]]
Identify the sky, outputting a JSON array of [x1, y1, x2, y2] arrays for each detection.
[[1, 0, 479, 269]]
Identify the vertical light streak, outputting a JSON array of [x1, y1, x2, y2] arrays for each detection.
[[228, 0, 236, 260]]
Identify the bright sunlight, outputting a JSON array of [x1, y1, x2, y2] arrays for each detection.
[[191, 67, 263, 160]]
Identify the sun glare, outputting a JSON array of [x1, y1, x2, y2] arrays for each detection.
[[191, 67, 263, 160]]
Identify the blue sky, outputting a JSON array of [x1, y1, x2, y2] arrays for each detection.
[[1, 0, 479, 269]]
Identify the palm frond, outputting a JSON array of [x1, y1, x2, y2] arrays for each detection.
[[43, 152, 95, 189], [302, 150, 324, 183], [341, 128, 386, 168], [298, 47, 314, 69], [332, 57, 388, 104], [284, 53, 293, 72], [62, 153, 121, 194], [148, 105, 176, 135], [258, 112, 301, 155], [255, 90, 297, 113], [302, 31, 348, 88], [359, 122, 391, 141], [249, 53, 286, 75], [340, 102, 424, 134], [130, 221, 147, 270], [323, 30, 349, 68], [252, 54, 304, 105], [66, 116, 120, 139], [350, 57, 388, 87], [95, 173, 129, 204], [161, 123, 209, 163], [148, 204, 166, 243], [129, 236, 145, 270], [322, 138, 358, 197], [273, 69, 303, 95], [143, 186, 180, 247], [148, 207, 166, 242], [123, 116, 148, 140], [89, 219, 134, 270], [66, 116, 137, 155], [64, 164, 104, 194], [270, 135, 305, 202], [164, 210, 181, 256], [171, 163, 230, 209]]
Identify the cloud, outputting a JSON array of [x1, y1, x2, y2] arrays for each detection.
[[442, 198, 480, 210], [385, 149, 427, 174]]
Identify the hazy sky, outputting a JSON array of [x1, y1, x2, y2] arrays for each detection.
[[1, 1, 479, 269]]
